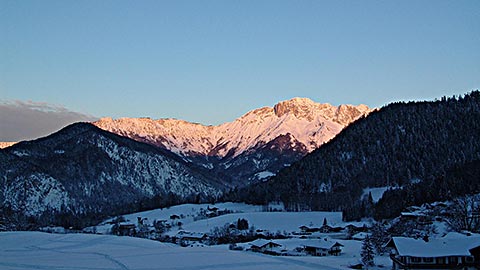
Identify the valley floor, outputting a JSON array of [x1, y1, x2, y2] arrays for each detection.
[[0, 231, 390, 270]]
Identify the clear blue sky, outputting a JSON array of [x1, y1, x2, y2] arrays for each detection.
[[1, 0, 479, 125]]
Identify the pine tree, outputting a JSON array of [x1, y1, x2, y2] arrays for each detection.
[[371, 222, 389, 254], [361, 235, 375, 268]]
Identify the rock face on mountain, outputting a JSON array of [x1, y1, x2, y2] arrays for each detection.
[[0, 123, 222, 229], [94, 98, 371, 184]]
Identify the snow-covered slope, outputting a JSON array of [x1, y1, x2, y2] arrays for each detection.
[[178, 211, 344, 235], [0, 142, 16, 149], [0, 231, 389, 270], [0, 123, 223, 223], [94, 98, 371, 184], [95, 98, 371, 157]]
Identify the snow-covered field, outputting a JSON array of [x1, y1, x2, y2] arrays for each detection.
[[122, 202, 263, 221], [94, 202, 264, 234], [0, 232, 391, 270], [94, 202, 364, 236], [178, 211, 344, 235]]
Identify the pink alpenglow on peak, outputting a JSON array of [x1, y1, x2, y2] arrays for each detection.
[[94, 98, 372, 158], [0, 142, 17, 149]]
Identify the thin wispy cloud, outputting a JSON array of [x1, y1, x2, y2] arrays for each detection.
[[0, 100, 97, 141]]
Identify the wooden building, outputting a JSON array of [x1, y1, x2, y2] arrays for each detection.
[[386, 233, 480, 270]]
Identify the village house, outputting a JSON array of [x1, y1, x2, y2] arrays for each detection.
[[170, 214, 181, 220], [179, 232, 208, 242], [299, 225, 318, 233], [248, 239, 283, 254], [116, 223, 136, 236], [386, 233, 480, 270], [298, 224, 343, 234], [319, 224, 333, 233], [207, 206, 219, 212], [345, 223, 369, 235], [303, 239, 343, 256], [400, 212, 432, 225], [176, 231, 208, 246], [206, 206, 219, 218]]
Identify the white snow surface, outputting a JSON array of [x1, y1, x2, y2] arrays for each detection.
[[391, 233, 480, 257], [94, 98, 371, 158], [96, 202, 263, 234], [120, 202, 262, 222], [254, 171, 275, 179], [0, 231, 391, 270], [178, 211, 344, 235], [4, 174, 71, 216], [96, 203, 364, 236], [362, 187, 397, 203]]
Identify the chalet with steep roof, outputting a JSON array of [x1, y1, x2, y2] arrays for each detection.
[[248, 239, 282, 254], [303, 239, 343, 256], [386, 233, 480, 270]]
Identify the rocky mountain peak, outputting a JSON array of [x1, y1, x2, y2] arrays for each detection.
[[273, 97, 321, 120], [273, 97, 371, 123]]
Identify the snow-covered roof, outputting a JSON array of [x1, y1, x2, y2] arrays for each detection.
[[119, 222, 135, 226], [303, 239, 343, 250], [249, 239, 281, 248], [390, 234, 480, 257], [178, 232, 207, 239]]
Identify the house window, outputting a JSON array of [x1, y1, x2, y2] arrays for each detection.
[[436, 257, 445, 264], [423, 257, 434, 263], [465, 256, 474, 263], [411, 257, 422, 263], [449, 257, 458, 264]]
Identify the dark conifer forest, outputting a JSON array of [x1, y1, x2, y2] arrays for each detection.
[[227, 91, 480, 220]]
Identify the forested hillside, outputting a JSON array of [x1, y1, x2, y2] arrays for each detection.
[[228, 91, 480, 220], [0, 123, 223, 229], [376, 159, 480, 219]]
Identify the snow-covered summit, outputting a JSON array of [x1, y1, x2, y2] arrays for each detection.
[[94, 98, 372, 158], [0, 142, 16, 149]]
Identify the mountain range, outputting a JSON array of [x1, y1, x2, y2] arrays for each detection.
[[3, 92, 479, 228], [0, 97, 370, 228], [94, 97, 371, 184]]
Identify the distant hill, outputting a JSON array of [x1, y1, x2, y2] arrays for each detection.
[[0, 123, 223, 229], [229, 91, 480, 220]]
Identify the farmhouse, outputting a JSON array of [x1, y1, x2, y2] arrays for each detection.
[[298, 224, 343, 234], [170, 214, 180, 220], [179, 232, 208, 242], [386, 233, 480, 270], [206, 206, 220, 217], [299, 225, 318, 233], [345, 223, 369, 234], [176, 231, 208, 241], [116, 223, 136, 236], [248, 239, 282, 254], [400, 212, 432, 225], [303, 239, 343, 256]]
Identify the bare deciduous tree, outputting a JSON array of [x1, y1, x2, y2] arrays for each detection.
[[447, 195, 480, 233]]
